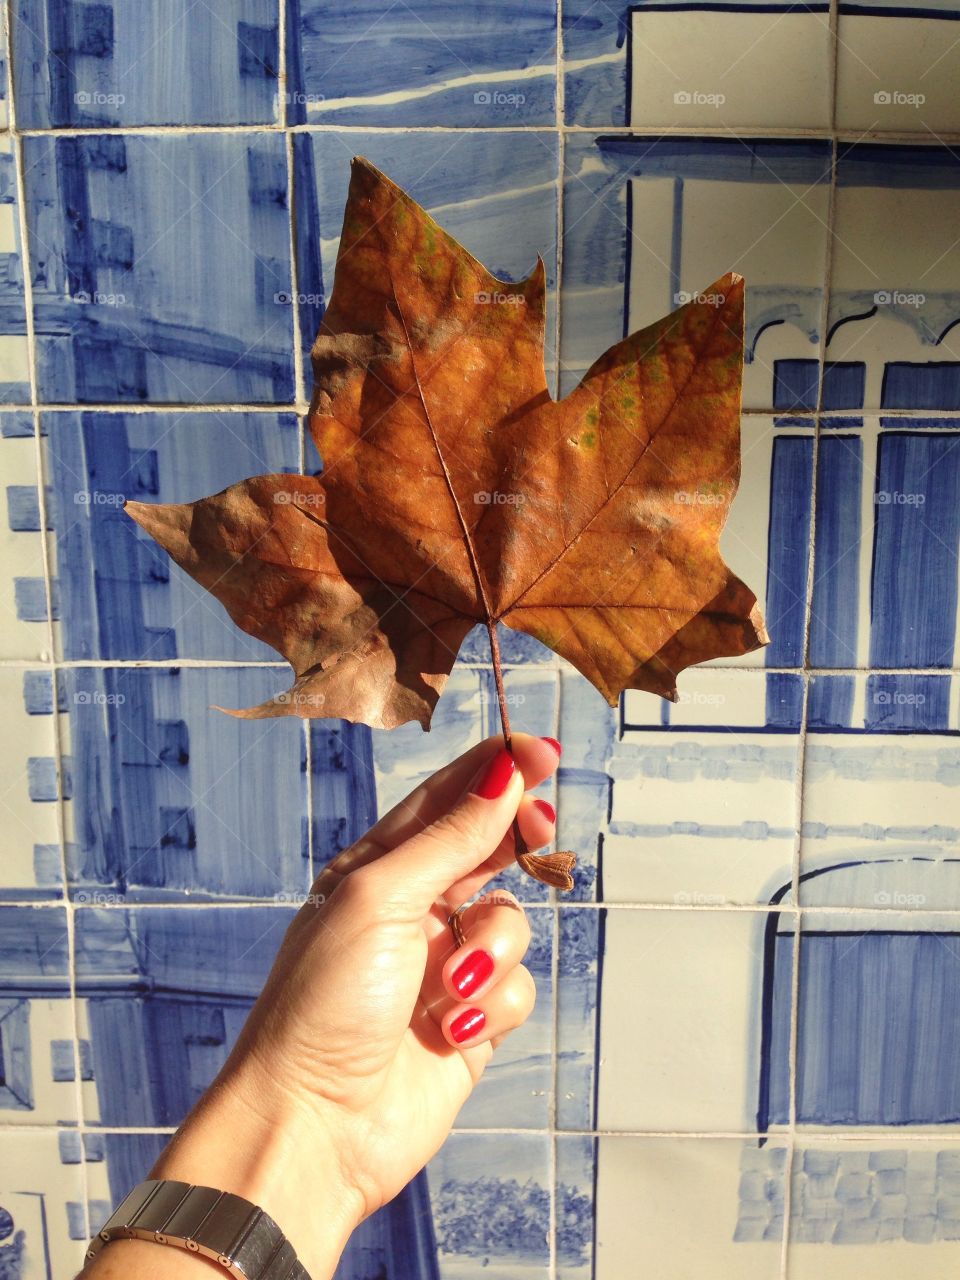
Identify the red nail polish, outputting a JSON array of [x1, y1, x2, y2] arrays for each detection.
[[472, 748, 516, 799], [452, 949, 494, 998], [533, 798, 556, 823], [541, 736, 562, 757], [450, 1007, 486, 1044]]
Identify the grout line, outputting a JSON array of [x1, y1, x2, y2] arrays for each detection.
[[5, 0, 90, 1245], [11, 122, 960, 143], [1, 403, 959, 418]]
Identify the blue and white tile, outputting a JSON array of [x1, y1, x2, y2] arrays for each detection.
[[0, 669, 61, 898], [0, 905, 77, 1123], [293, 129, 560, 400], [0, 1129, 88, 1278], [590, 1136, 786, 1277], [789, 1139, 960, 1265], [559, 134, 831, 410], [810, 419, 960, 669], [836, 0, 960, 134], [427, 1131, 551, 1277], [43, 410, 302, 662], [24, 133, 294, 405], [0, 2, 8, 128], [555, 667, 615, 901], [75, 906, 290, 1125], [827, 144, 960, 411], [1, 413, 48, 660], [791, 911, 960, 1132], [801, 675, 960, 908], [558, 906, 790, 1132], [58, 669, 308, 902], [555, 1135, 597, 1279], [285, 0, 557, 127], [12, 0, 280, 128], [563, 0, 832, 128], [628, 0, 832, 129], [604, 671, 799, 906], [0, 134, 29, 402]]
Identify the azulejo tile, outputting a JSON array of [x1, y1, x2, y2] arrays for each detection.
[[605, 670, 799, 906], [0, 1128, 88, 1276], [559, 134, 831, 410], [12, 0, 280, 128], [555, 1135, 597, 1278], [0, 905, 77, 1124], [789, 1139, 960, 1265], [589, 1137, 787, 1277], [43, 410, 302, 661], [563, 0, 833, 128], [827, 143, 960, 411], [293, 129, 560, 399], [75, 906, 291, 1125], [24, 133, 295, 404], [0, 668, 61, 898], [285, 0, 557, 127], [558, 905, 791, 1133], [811, 420, 960, 669], [0, 136, 30, 402], [58, 668, 309, 902], [801, 674, 960, 908], [0, 413, 49, 660], [628, 1, 832, 130], [836, 1, 960, 135]]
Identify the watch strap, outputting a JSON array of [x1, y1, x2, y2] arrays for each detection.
[[84, 1179, 310, 1279]]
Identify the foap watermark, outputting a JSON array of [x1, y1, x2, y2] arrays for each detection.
[[74, 490, 125, 506], [676, 690, 726, 708], [274, 291, 325, 307], [874, 689, 926, 707], [674, 890, 728, 906], [874, 89, 925, 108], [474, 490, 525, 505], [674, 289, 726, 307], [74, 890, 125, 905], [874, 289, 925, 308], [273, 490, 325, 508], [273, 890, 328, 906], [674, 89, 725, 109], [74, 690, 126, 706], [71, 290, 127, 307], [875, 490, 925, 506], [875, 890, 926, 907], [275, 690, 326, 708], [74, 90, 125, 107], [479, 689, 527, 707], [674, 487, 728, 507], [473, 89, 526, 108], [274, 91, 326, 109], [475, 290, 526, 306]]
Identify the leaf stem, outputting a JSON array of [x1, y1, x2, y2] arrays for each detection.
[[486, 619, 527, 859]]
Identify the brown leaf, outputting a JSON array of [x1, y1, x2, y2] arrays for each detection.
[[125, 155, 769, 889]]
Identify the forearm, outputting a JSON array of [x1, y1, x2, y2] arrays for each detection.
[[80, 1066, 363, 1280]]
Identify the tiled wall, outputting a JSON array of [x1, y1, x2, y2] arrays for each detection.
[[2, 2, 960, 1277]]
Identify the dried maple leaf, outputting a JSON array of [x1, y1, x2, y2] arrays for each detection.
[[126, 155, 768, 891]]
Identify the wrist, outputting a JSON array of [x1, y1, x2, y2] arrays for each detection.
[[146, 1063, 365, 1280]]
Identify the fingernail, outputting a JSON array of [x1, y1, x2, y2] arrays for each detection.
[[533, 798, 556, 823], [471, 748, 516, 800], [541, 737, 562, 757], [450, 1008, 486, 1044], [452, 949, 494, 998]]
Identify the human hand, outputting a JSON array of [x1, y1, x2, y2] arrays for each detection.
[[89, 733, 561, 1280]]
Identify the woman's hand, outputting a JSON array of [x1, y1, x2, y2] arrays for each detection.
[[87, 732, 561, 1280]]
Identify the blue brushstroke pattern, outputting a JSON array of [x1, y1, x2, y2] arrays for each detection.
[[810, 434, 862, 667], [765, 437, 813, 666], [25, 134, 294, 403]]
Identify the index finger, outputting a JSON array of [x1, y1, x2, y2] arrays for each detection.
[[321, 732, 561, 875]]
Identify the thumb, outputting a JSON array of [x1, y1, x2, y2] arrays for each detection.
[[367, 747, 524, 914]]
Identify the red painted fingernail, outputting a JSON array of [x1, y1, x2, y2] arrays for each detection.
[[450, 1008, 486, 1044], [472, 748, 516, 799], [452, 949, 494, 998], [533, 798, 556, 823], [541, 737, 562, 757]]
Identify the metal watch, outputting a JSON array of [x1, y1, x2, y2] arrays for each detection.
[[84, 1179, 310, 1279]]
